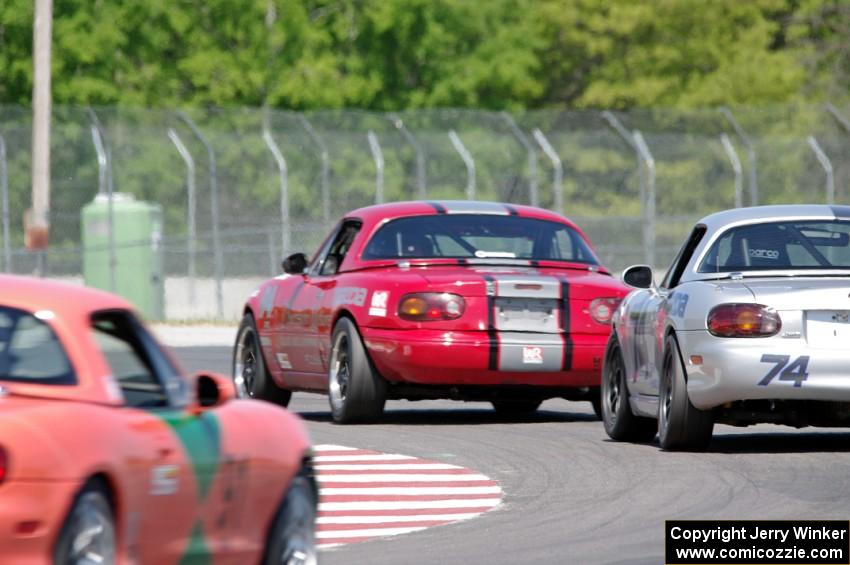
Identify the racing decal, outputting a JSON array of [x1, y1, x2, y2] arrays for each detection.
[[432, 201, 512, 216], [426, 201, 448, 214], [758, 354, 810, 388], [558, 277, 573, 371], [668, 292, 689, 317], [333, 286, 368, 308], [369, 291, 389, 317], [277, 352, 292, 370], [150, 464, 180, 496], [483, 275, 499, 370], [748, 248, 780, 260], [522, 346, 543, 364]]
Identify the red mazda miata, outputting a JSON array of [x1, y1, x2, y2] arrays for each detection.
[[234, 200, 629, 423]]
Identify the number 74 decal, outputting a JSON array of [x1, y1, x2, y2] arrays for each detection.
[[758, 354, 810, 388]]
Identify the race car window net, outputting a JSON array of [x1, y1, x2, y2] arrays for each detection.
[[699, 220, 850, 272], [361, 215, 600, 265], [91, 311, 176, 409], [0, 307, 76, 385]]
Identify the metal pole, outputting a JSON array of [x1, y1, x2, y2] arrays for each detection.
[[87, 109, 116, 293], [602, 111, 650, 265], [298, 116, 330, 223], [0, 134, 10, 272], [807, 135, 835, 205], [501, 112, 538, 206], [720, 107, 758, 206], [29, 0, 52, 256], [532, 128, 564, 215], [827, 103, 850, 203], [633, 131, 656, 268], [720, 133, 744, 208], [389, 114, 426, 198], [449, 130, 476, 200], [262, 124, 290, 257], [176, 111, 223, 319], [167, 128, 197, 307], [367, 131, 384, 204]]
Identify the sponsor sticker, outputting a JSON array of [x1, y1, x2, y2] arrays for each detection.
[[522, 346, 543, 364], [150, 465, 179, 496], [277, 352, 292, 370], [333, 287, 368, 307], [369, 291, 389, 317], [748, 248, 780, 260]]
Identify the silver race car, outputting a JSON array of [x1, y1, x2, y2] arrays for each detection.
[[602, 205, 850, 450]]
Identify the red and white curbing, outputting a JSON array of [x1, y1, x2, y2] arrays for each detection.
[[313, 444, 503, 549]]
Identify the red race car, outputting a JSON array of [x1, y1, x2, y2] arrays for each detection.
[[235, 200, 629, 423], [0, 275, 316, 565]]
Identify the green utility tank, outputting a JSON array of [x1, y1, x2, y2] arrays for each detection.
[[82, 193, 164, 320]]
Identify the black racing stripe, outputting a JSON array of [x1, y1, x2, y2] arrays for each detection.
[[457, 258, 468, 265], [558, 277, 573, 371], [830, 205, 850, 219], [426, 201, 448, 214], [504, 203, 519, 216], [529, 260, 539, 268], [483, 275, 499, 371]]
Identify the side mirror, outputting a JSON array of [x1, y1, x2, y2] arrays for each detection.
[[282, 252, 307, 274], [192, 372, 235, 412], [622, 265, 654, 289]]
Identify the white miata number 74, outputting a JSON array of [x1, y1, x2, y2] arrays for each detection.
[[601, 205, 850, 450]]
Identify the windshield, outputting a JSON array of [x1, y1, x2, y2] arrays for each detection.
[[362, 214, 600, 265], [0, 307, 75, 385], [699, 220, 850, 273]]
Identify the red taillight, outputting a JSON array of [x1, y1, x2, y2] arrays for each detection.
[[707, 303, 781, 338], [398, 293, 465, 321], [590, 297, 622, 325], [0, 447, 7, 484]]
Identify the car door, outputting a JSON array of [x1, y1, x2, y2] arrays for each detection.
[[637, 226, 707, 396], [91, 310, 245, 563], [288, 219, 363, 378]]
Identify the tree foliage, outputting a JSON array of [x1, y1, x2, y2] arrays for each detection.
[[0, 0, 847, 110]]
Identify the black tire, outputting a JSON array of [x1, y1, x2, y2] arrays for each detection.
[[491, 400, 542, 415], [601, 333, 657, 442], [54, 480, 116, 565], [658, 334, 714, 451], [233, 313, 292, 406], [264, 464, 318, 565], [589, 390, 603, 420], [328, 317, 387, 424]]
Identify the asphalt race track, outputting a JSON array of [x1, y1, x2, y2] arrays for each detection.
[[176, 347, 850, 565]]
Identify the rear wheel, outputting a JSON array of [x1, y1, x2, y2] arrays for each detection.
[[491, 400, 542, 415], [601, 333, 657, 442], [658, 335, 714, 451], [588, 387, 602, 419], [54, 481, 115, 565], [264, 465, 318, 565], [328, 317, 386, 424], [233, 313, 292, 406]]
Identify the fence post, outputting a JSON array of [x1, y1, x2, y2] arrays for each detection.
[[177, 111, 223, 319], [87, 108, 116, 293], [502, 112, 538, 206], [167, 128, 197, 307], [389, 114, 426, 198], [532, 128, 563, 215], [601, 111, 654, 267], [720, 134, 744, 208], [632, 132, 656, 268], [720, 107, 758, 206], [449, 130, 476, 200], [298, 116, 330, 223], [262, 122, 290, 259], [807, 135, 835, 205], [367, 131, 385, 204], [826, 104, 850, 202], [0, 134, 10, 272]]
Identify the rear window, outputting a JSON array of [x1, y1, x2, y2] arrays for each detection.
[[0, 307, 75, 385], [699, 220, 850, 272], [362, 214, 600, 264]]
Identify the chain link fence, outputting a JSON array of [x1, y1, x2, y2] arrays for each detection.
[[1, 103, 849, 320]]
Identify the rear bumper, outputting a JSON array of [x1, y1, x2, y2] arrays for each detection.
[[360, 327, 607, 387], [0, 479, 81, 564], [680, 330, 850, 409]]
